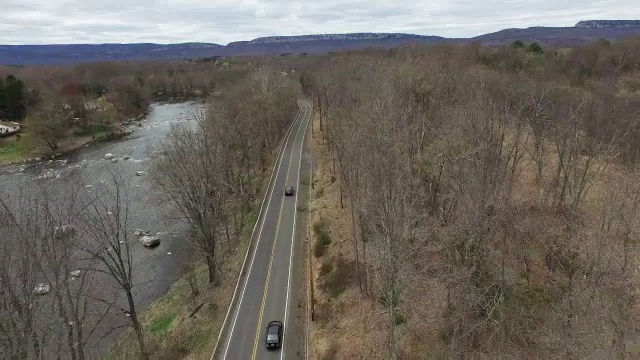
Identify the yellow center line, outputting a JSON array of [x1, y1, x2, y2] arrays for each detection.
[[251, 119, 299, 359]]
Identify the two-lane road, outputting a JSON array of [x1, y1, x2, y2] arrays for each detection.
[[217, 100, 312, 360]]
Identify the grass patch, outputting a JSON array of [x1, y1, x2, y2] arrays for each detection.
[[0, 143, 18, 155], [0, 134, 32, 164], [149, 312, 176, 335], [105, 262, 214, 360], [313, 221, 331, 258], [73, 124, 112, 141]]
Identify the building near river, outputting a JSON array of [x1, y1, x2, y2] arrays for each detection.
[[0, 121, 21, 137]]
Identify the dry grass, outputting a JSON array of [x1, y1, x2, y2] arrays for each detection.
[[308, 110, 388, 360]]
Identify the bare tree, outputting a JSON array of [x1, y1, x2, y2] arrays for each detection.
[[151, 111, 227, 285], [75, 172, 149, 360], [29, 97, 69, 151], [0, 192, 50, 360], [0, 178, 103, 360], [151, 68, 299, 285]]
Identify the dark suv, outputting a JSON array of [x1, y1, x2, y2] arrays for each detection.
[[265, 320, 283, 349], [284, 186, 295, 196]]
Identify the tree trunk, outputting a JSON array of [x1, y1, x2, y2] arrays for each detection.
[[206, 254, 218, 285], [360, 219, 369, 296], [125, 290, 148, 360], [349, 206, 362, 292], [388, 291, 397, 360]]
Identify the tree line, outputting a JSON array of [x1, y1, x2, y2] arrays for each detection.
[[301, 37, 640, 358], [151, 65, 300, 285], [0, 58, 254, 155]]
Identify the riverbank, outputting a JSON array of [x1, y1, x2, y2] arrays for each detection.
[[0, 112, 146, 167], [0, 96, 207, 168]]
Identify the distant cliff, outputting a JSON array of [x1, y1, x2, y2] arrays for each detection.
[[576, 20, 640, 29], [227, 33, 443, 46]]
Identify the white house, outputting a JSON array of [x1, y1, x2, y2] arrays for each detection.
[[0, 122, 21, 137]]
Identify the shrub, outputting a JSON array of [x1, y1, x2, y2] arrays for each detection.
[[313, 221, 331, 258], [319, 259, 334, 276], [320, 257, 355, 298]]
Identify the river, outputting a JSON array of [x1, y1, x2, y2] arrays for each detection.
[[0, 101, 204, 357]]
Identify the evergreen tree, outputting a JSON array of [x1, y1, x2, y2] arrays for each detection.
[[4, 75, 27, 121]]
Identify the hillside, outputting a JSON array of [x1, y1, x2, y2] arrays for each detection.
[[576, 20, 640, 28], [1, 22, 640, 65], [0, 43, 223, 66], [473, 26, 640, 45]]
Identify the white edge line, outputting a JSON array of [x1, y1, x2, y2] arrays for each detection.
[[304, 103, 313, 360], [212, 106, 301, 360], [280, 100, 312, 360]]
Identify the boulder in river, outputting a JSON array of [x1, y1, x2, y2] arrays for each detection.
[[135, 171, 147, 176], [140, 235, 160, 248], [34, 283, 50, 295], [104, 153, 115, 160], [37, 170, 56, 180]]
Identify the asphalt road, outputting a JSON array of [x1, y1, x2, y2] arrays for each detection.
[[218, 100, 312, 360]]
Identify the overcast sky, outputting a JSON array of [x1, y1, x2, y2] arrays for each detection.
[[1, 0, 639, 45]]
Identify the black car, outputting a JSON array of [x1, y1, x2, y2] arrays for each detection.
[[284, 186, 295, 196], [265, 320, 283, 349]]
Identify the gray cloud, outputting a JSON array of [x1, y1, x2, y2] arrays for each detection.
[[0, 0, 638, 44]]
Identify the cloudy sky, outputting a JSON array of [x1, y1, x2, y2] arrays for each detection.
[[1, 0, 639, 45]]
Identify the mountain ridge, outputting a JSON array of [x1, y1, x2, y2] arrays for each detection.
[[1, 22, 639, 66]]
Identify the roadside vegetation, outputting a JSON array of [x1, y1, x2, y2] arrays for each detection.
[[302, 37, 640, 358], [107, 65, 300, 359]]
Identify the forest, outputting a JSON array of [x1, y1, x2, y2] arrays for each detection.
[[2, 36, 640, 359], [300, 37, 640, 359]]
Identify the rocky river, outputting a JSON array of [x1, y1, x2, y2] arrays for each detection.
[[0, 101, 205, 357]]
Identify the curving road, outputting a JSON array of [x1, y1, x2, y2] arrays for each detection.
[[216, 100, 312, 360]]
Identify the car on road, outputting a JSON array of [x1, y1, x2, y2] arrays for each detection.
[[265, 320, 283, 349], [284, 186, 295, 196]]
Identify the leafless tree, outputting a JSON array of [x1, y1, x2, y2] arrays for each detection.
[[0, 178, 104, 360], [151, 110, 227, 285], [75, 172, 149, 360], [151, 67, 299, 285], [0, 191, 50, 359]]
